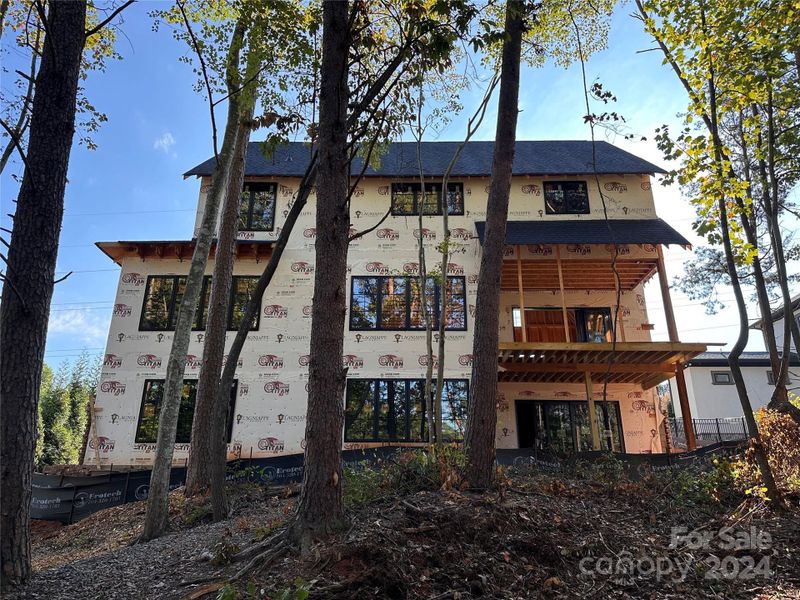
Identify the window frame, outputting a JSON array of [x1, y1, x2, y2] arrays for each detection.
[[135, 378, 238, 444], [349, 275, 467, 332], [139, 275, 260, 332], [390, 182, 465, 216], [344, 377, 469, 443], [711, 370, 734, 385], [239, 182, 277, 232], [543, 180, 590, 215]]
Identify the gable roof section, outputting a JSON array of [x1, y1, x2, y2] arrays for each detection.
[[750, 294, 800, 330], [183, 140, 666, 178], [475, 218, 691, 247]]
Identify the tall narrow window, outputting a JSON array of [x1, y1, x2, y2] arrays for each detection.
[[229, 276, 260, 330], [390, 182, 464, 216], [239, 183, 277, 231], [349, 276, 467, 331], [135, 379, 238, 444]]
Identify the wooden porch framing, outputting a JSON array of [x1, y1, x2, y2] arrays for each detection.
[[501, 243, 705, 451]]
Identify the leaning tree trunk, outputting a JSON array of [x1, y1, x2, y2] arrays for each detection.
[[702, 22, 783, 506], [290, 0, 350, 550], [0, 1, 86, 588], [464, 0, 524, 489], [186, 25, 262, 501], [141, 21, 247, 542]]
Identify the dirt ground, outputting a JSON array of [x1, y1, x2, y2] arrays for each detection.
[[10, 470, 800, 599]]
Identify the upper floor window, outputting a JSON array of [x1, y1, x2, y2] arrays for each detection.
[[350, 276, 466, 331], [391, 182, 464, 216], [239, 183, 277, 231], [544, 181, 589, 215], [345, 378, 468, 442], [766, 371, 792, 386], [136, 379, 237, 444], [139, 275, 259, 331]]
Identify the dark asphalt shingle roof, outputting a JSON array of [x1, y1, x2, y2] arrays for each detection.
[[686, 352, 800, 367], [474, 218, 691, 246], [183, 140, 666, 178]]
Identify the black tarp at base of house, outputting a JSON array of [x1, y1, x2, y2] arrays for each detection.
[[31, 442, 745, 523]]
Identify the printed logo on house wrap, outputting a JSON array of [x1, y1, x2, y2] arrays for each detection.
[[185, 355, 202, 369], [376, 228, 400, 240], [137, 354, 162, 369], [447, 263, 465, 275], [258, 354, 284, 369], [258, 437, 285, 453], [418, 355, 439, 368], [414, 228, 436, 240], [302, 305, 312, 317], [103, 354, 123, 368], [263, 304, 289, 318], [290, 262, 314, 274], [458, 354, 474, 366], [89, 436, 116, 452], [366, 262, 390, 275], [121, 272, 145, 286], [303, 227, 317, 238], [378, 354, 404, 368], [448, 228, 474, 240], [403, 262, 420, 275], [263, 381, 290, 396], [342, 354, 364, 369], [100, 381, 126, 396], [113, 303, 132, 317]]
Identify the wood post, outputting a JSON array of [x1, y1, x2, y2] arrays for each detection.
[[556, 245, 570, 341], [516, 245, 527, 342], [656, 245, 696, 450], [612, 246, 625, 342], [584, 372, 601, 451]]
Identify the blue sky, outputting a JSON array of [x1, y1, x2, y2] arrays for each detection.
[[1, 1, 786, 369]]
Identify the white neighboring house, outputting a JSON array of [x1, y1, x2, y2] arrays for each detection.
[[673, 351, 800, 421], [751, 294, 800, 354]]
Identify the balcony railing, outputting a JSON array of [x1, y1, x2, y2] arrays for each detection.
[[669, 417, 748, 447]]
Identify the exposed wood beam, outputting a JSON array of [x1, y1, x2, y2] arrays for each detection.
[[516, 245, 527, 342], [555, 245, 570, 341]]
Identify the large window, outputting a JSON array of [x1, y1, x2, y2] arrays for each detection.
[[345, 378, 468, 442], [140, 275, 260, 331], [516, 400, 623, 453], [512, 307, 612, 343], [391, 182, 464, 216], [239, 182, 277, 231], [543, 181, 590, 215], [135, 379, 237, 443], [350, 276, 466, 331]]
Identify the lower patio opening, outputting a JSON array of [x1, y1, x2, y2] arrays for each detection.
[[515, 399, 624, 453]]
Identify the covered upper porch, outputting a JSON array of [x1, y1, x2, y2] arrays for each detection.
[[476, 218, 708, 451]]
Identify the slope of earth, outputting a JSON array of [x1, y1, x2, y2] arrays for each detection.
[[7, 469, 800, 599]]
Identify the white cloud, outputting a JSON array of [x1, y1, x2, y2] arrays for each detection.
[[48, 309, 109, 345], [153, 132, 176, 153]]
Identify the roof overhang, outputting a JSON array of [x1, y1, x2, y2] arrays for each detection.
[[96, 240, 274, 266], [501, 256, 658, 291], [498, 342, 712, 389], [475, 219, 691, 247]]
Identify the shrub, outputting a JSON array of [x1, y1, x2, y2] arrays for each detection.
[[733, 408, 800, 494]]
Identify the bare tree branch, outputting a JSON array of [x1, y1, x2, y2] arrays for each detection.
[[84, 0, 136, 38]]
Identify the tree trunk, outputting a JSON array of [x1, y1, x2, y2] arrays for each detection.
[[0, 1, 86, 588], [701, 9, 782, 506], [186, 24, 262, 501], [464, 0, 524, 489], [141, 21, 247, 542], [290, 0, 350, 550]]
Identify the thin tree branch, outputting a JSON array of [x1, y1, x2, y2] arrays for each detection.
[[53, 271, 73, 284], [176, 0, 219, 162], [0, 117, 34, 186], [85, 0, 136, 38]]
